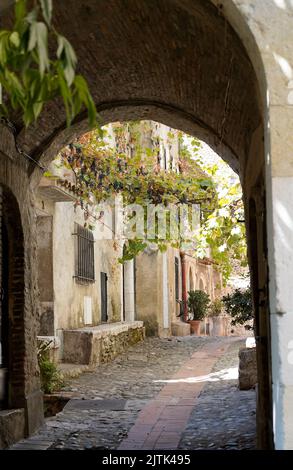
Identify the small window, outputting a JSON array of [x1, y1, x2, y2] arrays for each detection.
[[73, 223, 95, 284]]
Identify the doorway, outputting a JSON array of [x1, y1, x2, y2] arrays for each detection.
[[0, 198, 9, 409], [101, 272, 108, 323]]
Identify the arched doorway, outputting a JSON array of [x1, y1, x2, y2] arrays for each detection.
[[0, 186, 25, 413], [0, 195, 9, 409]]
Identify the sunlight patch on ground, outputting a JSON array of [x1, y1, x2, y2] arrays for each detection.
[[153, 367, 238, 384]]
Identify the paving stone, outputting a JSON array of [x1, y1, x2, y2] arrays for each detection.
[[9, 336, 256, 450], [179, 339, 256, 450]]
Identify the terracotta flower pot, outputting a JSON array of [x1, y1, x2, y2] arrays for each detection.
[[189, 320, 201, 335]]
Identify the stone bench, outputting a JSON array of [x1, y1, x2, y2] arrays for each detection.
[[62, 321, 145, 365]]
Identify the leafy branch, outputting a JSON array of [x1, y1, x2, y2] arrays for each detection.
[[56, 124, 215, 262], [0, 0, 97, 127]]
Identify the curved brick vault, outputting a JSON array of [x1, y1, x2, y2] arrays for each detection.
[[2, 0, 263, 179]]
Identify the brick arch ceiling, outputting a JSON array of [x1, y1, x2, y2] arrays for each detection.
[[2, 0, 262, 175]]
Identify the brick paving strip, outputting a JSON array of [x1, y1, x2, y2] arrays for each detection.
[[118, 338, 234, 450], [9, 337, 251, 450]]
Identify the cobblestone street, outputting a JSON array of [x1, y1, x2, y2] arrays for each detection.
[[10, 336, 256, 450], [179, 339, 256, 450]]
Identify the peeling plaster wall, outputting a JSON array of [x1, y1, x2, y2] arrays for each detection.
[[35, 197, 123, 334]]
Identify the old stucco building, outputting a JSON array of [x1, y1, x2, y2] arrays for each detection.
[[0, 0, 293, 450], [35, 162, 146, 365], [130, 121, 222, 337], [34, 120, 220, 349]]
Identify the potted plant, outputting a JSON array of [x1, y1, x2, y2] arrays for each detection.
[[209, 298, 225, 336], [187, 290, 210, 335]]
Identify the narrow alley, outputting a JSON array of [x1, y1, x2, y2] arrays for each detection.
[[10, 337, 256, 450]]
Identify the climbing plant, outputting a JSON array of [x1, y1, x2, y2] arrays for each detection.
[[53, 121, 247, 282], [56, 122, 215, 260], [186, 137, 248, 281], [0, 0, 97, 127], [59, 124, 213, 207]]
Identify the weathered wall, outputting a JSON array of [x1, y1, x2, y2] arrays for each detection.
[[0, 125, 43, 443], [135, 248, 160, 336], [135, 247, 182, 336], [136, 248, 222, 337], [35, 196, 123, 335], [63, 322, 145, 365], [186, 256, 222, 301]]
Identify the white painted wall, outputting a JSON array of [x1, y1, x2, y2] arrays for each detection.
[[36, 195, 123, 338], [123, 259, 135, 322], [162, 252, 169, 329]]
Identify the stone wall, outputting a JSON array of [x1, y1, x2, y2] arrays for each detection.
[[35, 195, 124, 334], [101, 325, 145, 363], [0, 124, 44, 444], [63, 322, 145, 365], [0, 409, 25, 449]]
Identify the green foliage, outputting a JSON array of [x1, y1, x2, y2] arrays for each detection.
[[222, 288, 253, 328], [38, 341, 63, 394], [60, 126, 213, 207], [59, 124, 215, 262], [119, 238, 148, 263], [187, 137, 248, 282], [209, 298, 223, 317], [187, 290, 210, 320], [56, 122, 247, 280], [0, 0, 97, 127]]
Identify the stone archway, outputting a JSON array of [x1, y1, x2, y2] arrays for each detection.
[[1, 0, 292, 449]]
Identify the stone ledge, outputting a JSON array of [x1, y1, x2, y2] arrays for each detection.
[[171, 321, 191, 336], [58, 363, 94, 379], [65, 321, 144, 337], [63, 321, 145, 365], [0, 409, 25, 449]]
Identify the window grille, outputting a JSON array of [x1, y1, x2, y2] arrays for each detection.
[[73, 223, 95, 284]]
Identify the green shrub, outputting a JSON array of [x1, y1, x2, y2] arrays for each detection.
[[38, 341, 64, 394], [209, 298, 223, 317], [187, 290, 210, 321], [222, 288, 253, 329]]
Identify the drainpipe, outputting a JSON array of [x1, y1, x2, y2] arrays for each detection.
[[180, 251, 188, 322]]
